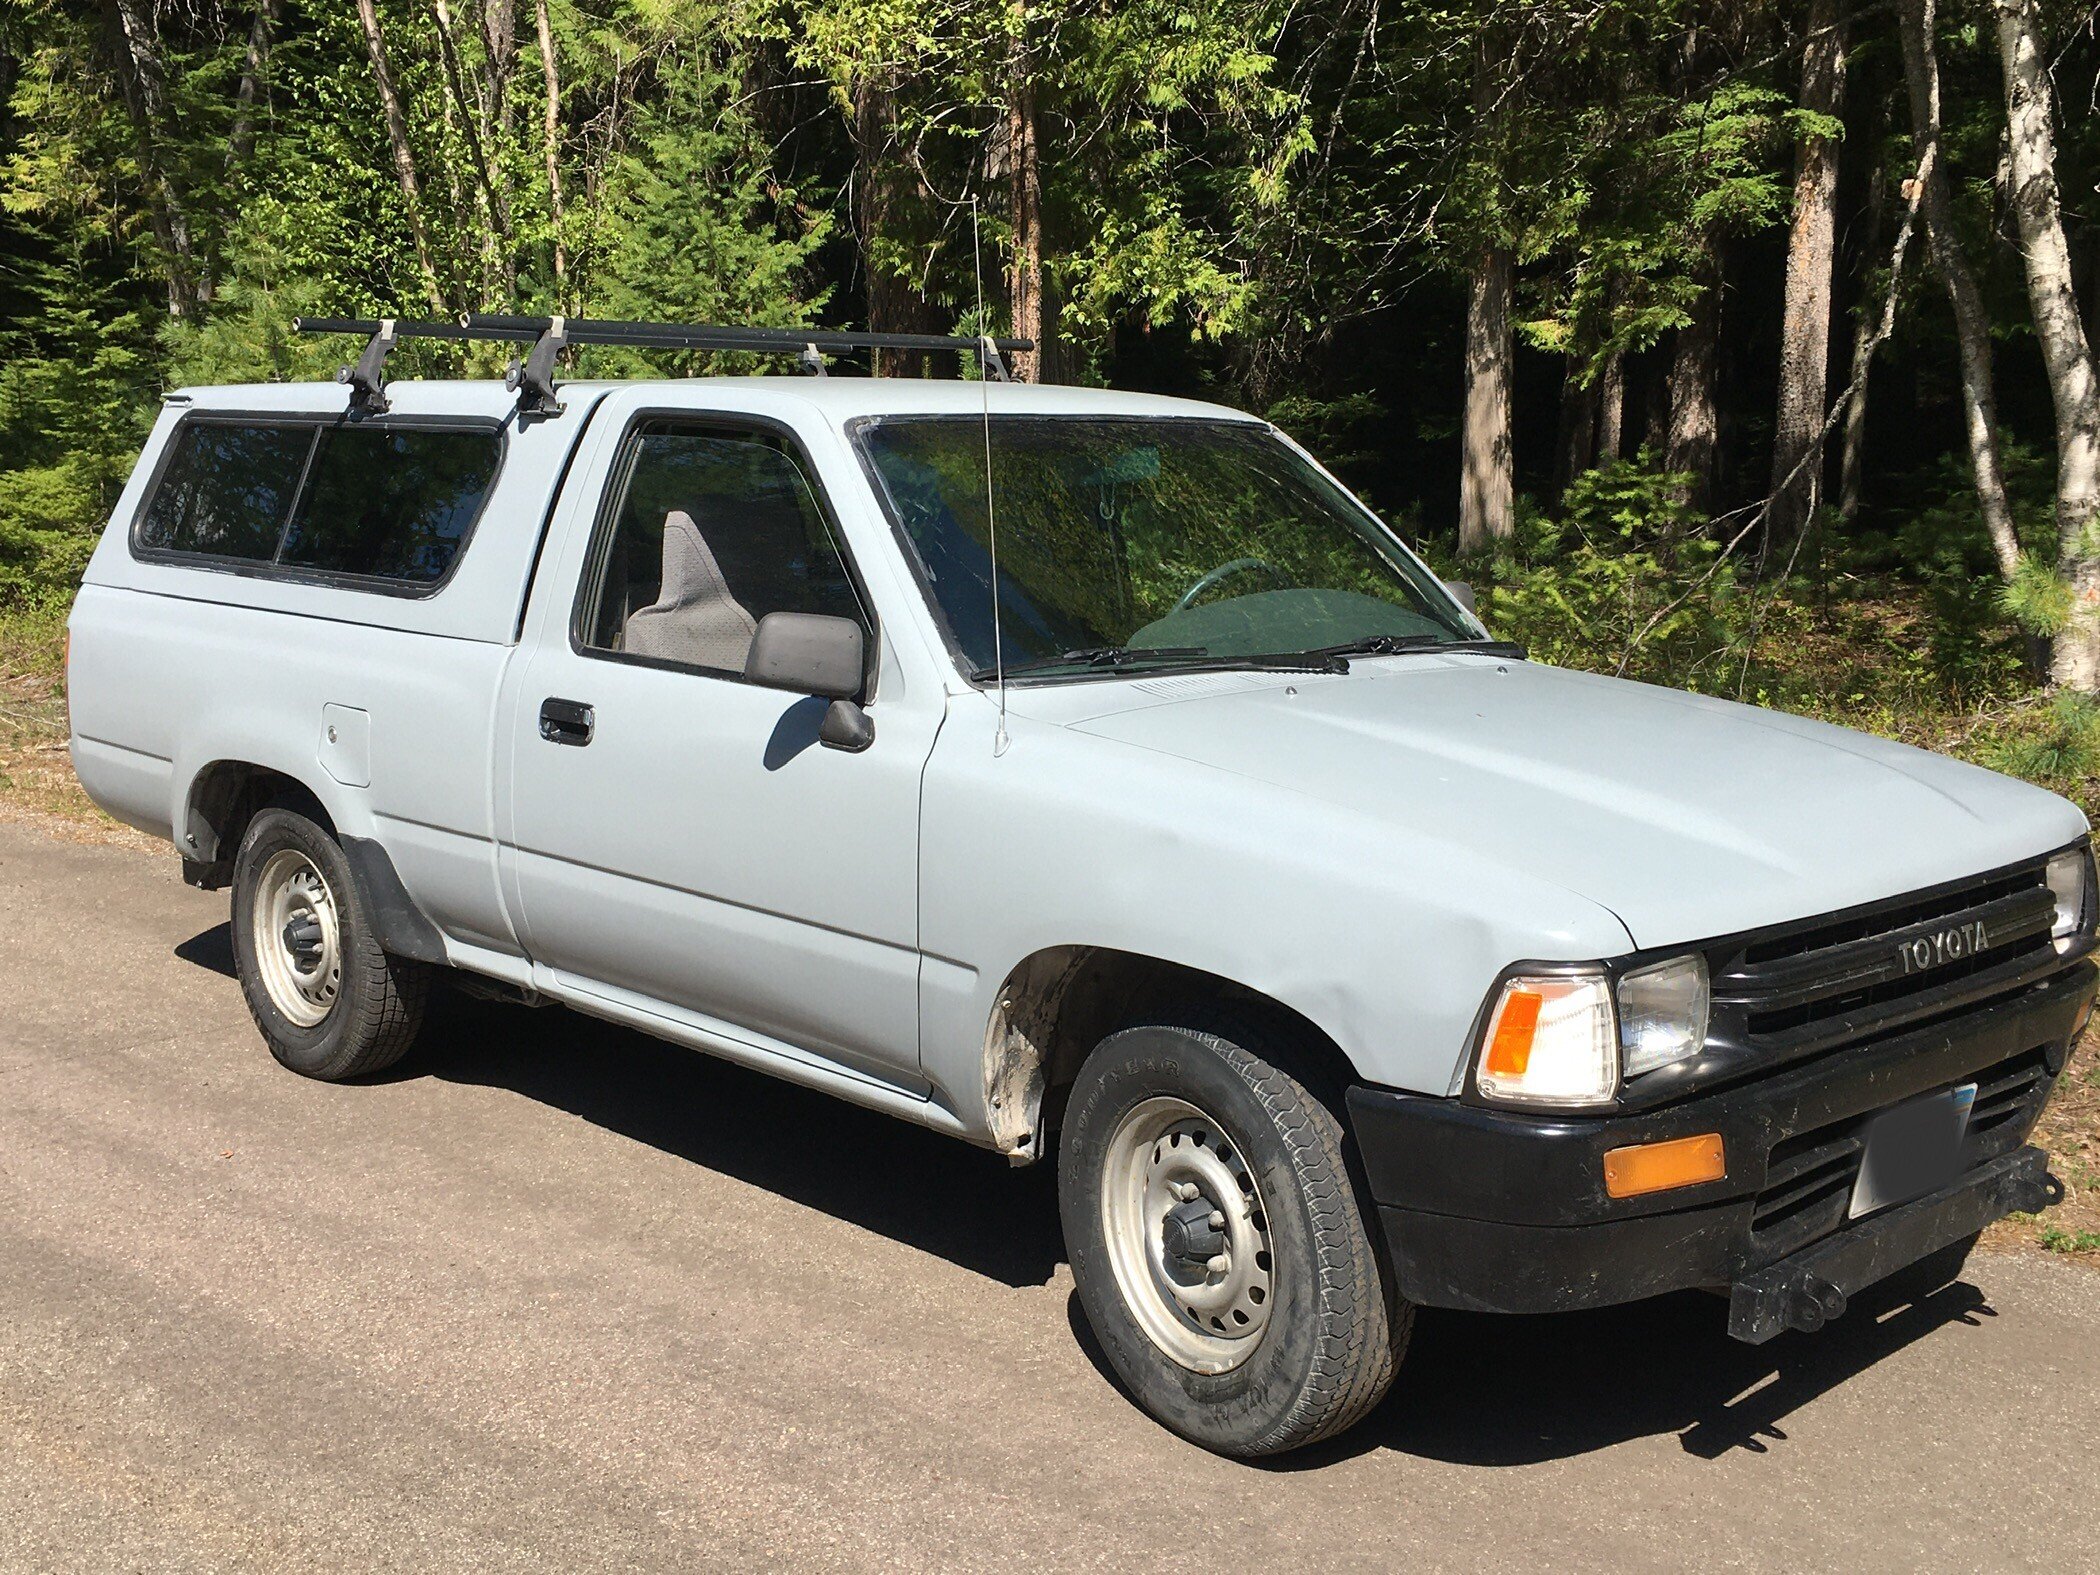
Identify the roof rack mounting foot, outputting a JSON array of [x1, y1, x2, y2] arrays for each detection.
[[978, 335, 1013, 384], [337, 318, 397, 413], [797, 343, 827, 377], [505, 314, 569, 415]]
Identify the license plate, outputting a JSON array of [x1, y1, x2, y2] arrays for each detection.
[[1848, 1083, 1978, 1220]]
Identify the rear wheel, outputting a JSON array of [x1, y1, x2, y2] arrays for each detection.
[[1059, 1016, 1406, 1457], [231, 807, 427, 1080]]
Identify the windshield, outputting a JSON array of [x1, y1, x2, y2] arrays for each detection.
[[854, 416, 1477, 679]]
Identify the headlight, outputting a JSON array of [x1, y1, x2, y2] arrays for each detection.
[[1474, 954, 1712, 1108], [1475, 973, 1617, 1107], [1617, 954, 1710, 1078], [2045, 845, 2095, 953]]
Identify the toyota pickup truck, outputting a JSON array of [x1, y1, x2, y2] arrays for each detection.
[[66, 316, 2096, 1457]]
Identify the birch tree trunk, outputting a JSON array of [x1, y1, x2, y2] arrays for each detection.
[[1900, 0, 2019, 579], [1459, 243, 1515, 554], [1769, 0, 1847, 537], [534, 0, 566, 298], [430, 0, 516, 304], [425, 0, 469, 221], [354, 0, 445, 312], [1992, 0, 2100, 686]]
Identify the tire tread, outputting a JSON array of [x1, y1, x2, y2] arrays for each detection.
[[1064, 1007, 1409, 1457], [233, 808, 428, 1080], [1203, 1026, 1406, 1453]]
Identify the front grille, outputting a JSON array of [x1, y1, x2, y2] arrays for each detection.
[[1709, 856, 2060, 1067], [1747, 1044, 2055, 1261], [1968, 1048, 2052, 1139], [1750, 1122, 1863, 1253]]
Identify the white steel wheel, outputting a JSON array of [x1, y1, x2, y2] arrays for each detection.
[[1059, 1018, 1405, 1457], [1099, 1095, 1275, 1373], [230, 807, 428, 1081], [248, 847, 343, 1028]]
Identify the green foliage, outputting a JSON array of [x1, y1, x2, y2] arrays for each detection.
[[1468, 454, 1745, 687], [1521, 81, 1791, 376], [1261, 391, 1394, 505], [2002, 554, 2075, 637], [2038, 1223, 2100, 1254], [1838, 445, 2053, 692], [0, 292, 154, 601], [160, 241, 345, 389], [1982, 692, 2100, 783], [0, 593, 70, 684], [584, 60, 830, 375]]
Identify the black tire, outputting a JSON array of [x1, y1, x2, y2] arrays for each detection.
[[229, 807, 428, 1080], [1059, 1015, 1407, 1457]]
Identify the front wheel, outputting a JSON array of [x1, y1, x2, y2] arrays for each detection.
[[1059, 1017, 1406, 1456], [230, 807, 428, 1080]]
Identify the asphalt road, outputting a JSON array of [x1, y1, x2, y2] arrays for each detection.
[[4, 816, 2099, 1572]]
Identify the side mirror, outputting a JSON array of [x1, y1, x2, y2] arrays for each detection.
[[746, 612, 865, 700], [745, 612, 874, 752], [1444, 580, 1478, 615]]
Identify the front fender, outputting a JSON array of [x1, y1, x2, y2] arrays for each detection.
[[917, 701, 1634, 1131]]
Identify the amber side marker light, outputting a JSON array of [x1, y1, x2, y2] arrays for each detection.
[[1602, 1133, 1726, 1200]]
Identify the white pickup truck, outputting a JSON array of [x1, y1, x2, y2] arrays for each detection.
[[67, 317, 2095, 1456]]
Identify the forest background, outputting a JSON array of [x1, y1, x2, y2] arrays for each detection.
[[4, 2, 2100, 793]]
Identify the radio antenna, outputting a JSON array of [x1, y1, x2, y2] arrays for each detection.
[[972, 197, 1010, 756]]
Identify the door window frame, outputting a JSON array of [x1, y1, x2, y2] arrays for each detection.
[[567, 409, 880, 696]]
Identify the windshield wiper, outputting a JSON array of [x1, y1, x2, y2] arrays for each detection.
[[1300, 634, 1527, 662], [970, 645, 1209, 680], [970, 644, 1364, 681]]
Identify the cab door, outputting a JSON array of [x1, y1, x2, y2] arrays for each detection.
[[497, 403, 937, 1089]]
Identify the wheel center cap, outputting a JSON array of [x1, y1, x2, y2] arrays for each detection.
[[1160, 1195, 1227, 1267], [282, 913, 324, 969]]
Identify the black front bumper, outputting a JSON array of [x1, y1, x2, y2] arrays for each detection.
[[1348, 960, 2092, 1336]]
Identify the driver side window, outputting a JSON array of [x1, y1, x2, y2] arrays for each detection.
[[578, 420, 868, 679]]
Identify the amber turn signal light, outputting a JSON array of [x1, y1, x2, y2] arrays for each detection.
[[1481, 988, 1544, 1077], [1602, 1133, 1726, 1199]]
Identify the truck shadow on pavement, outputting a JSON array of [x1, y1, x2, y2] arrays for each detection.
[[422, 970, 1066, 1290], [1340, 1263, 1993, 1465], [175, 920, 2012, 1465], [1073, 1257, 1998, 1469], [178, 923, 1065, 1286]]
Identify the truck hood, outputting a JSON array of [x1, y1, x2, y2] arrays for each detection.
[[1036, 657, 2088, 948]]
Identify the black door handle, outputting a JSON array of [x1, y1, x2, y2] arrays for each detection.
[[539, 697, 594, 746]]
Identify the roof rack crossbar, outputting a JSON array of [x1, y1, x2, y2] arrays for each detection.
[[295, 314, 1035, 411]]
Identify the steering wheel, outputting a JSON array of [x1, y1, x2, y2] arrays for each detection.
[[1171, 557, 1291, 615]]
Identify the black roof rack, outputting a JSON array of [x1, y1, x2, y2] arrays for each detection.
[[294, 313, 1033, 415]]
